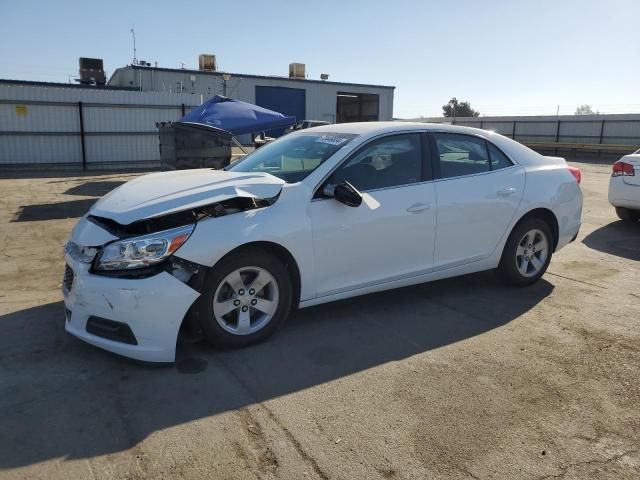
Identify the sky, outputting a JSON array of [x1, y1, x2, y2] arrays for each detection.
[[1, 0, 639, 118]]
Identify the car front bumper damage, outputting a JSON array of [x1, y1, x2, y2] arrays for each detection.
[[63, 216, 203, 362], [63, 253, 200, 362]]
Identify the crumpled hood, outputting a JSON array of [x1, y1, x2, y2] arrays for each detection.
[[90, 169, 285, 226]]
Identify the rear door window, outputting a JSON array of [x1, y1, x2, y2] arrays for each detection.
[[433, 133, 490, 179]]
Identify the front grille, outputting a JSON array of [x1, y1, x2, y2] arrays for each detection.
[[63, 264, 74, 292]]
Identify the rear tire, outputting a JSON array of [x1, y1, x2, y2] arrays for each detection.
[[197, 248, 293, 348], [615, 207, 640, 222], [498, 217, 553, 287]]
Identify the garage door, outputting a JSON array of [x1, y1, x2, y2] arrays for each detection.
[[255, 86, 306, 137]]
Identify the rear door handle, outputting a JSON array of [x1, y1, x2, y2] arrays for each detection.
[[406, 202, 431, 213], [497, 187, 517, 197]]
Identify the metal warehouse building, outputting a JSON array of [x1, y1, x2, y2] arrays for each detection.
[[0, 60, 395, 168], [107, 64, 395, 127]]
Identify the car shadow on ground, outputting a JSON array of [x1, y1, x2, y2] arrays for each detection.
[[12, 180, 125, 222], [582, 220, 640, 261], [0, 272, 553, 469], [63, 181, 125, 197], [12, 199, 97, 222]]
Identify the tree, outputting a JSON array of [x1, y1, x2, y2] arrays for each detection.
[[575, 104, 598, 115], [442, 100, 480, 117]]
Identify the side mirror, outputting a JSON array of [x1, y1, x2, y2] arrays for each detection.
[[330, 181, 362, 207]]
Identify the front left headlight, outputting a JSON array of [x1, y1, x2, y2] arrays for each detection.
[[95, 224, 195, 271]]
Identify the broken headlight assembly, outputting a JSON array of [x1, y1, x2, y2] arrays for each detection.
[[94, 224, 194, 271]]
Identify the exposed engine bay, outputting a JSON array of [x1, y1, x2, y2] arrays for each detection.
[[87, 195, 278, 237]]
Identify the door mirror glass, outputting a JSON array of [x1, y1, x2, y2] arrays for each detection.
[[331, 181, 362, 207]]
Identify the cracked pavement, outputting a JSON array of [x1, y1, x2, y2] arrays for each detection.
[[0, 162, 638, 479]]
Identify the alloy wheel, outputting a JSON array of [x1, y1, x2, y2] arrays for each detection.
[[515, 228, 549, 278], [213, 266, 280, 335]]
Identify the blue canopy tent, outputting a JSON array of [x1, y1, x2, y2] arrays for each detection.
[[180, 95, 296, 138], [159, 96, 296, 169]]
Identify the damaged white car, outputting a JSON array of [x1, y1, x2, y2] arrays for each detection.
[[63, 122, 582, 362]]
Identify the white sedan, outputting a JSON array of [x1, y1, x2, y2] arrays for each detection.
[[63, 122, 583, 362], [608, 149, 640, 221]]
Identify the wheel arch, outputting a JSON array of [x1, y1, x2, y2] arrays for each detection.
[[218, 241, 302, 310], [511, 207, 560, 251]]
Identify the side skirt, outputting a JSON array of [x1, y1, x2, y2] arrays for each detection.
[[298, 258, 498, 309]]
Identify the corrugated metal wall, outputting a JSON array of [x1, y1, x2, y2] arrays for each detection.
[[0, 84, 201, 167], [418, 114, 640, 147]]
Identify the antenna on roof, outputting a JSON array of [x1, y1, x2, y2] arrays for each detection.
[[130, 25, 137, 65], [179, 62, 186, 69]]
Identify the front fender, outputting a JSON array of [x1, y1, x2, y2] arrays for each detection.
[[173, 186, 316, 301]]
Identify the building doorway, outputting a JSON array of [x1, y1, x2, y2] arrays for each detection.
[[336, 92, 379, 123]]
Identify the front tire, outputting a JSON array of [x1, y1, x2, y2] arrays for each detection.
[[615, 207, 640, 222], [198, 248, 293, 348], [498, 218, 553, 287]]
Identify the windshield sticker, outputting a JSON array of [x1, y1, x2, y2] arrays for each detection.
[[315, 135, 350, 146]]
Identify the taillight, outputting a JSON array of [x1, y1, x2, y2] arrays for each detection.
[[567, 166, 581, 184], [612, 161, 635, 177]]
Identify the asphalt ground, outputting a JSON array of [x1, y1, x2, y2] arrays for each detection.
[[0, 162, 638, 479]]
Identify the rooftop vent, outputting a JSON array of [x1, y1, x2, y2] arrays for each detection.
[[199, 54, 217, 72], [289, 63, 305, 79]]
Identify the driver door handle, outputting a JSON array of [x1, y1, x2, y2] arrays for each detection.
[[406, 202, 431, 213], [497, 187, 517, 197]]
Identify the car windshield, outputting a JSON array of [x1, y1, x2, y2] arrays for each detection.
[[227, 132, 357, 183]]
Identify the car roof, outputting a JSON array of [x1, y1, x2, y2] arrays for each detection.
[[310, 121, 490, 136], [305, 121, 548, 167]]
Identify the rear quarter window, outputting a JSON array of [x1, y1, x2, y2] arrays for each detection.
[[488, 143, 513, 170]]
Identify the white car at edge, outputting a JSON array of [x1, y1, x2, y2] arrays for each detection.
[[608, 148, 640, 221], [63, 122, 583, 362]]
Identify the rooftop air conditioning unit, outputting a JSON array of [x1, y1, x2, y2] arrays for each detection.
[[199, 54, 217, 71], [289, 63, 305, 78], [78, 57, 106, 85]]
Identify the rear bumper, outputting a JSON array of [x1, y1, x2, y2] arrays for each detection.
[[63, 254, 200, 362], [609, 177, 640, 210], [555, 184, 583, 252], [556, 219, 581, 251]]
